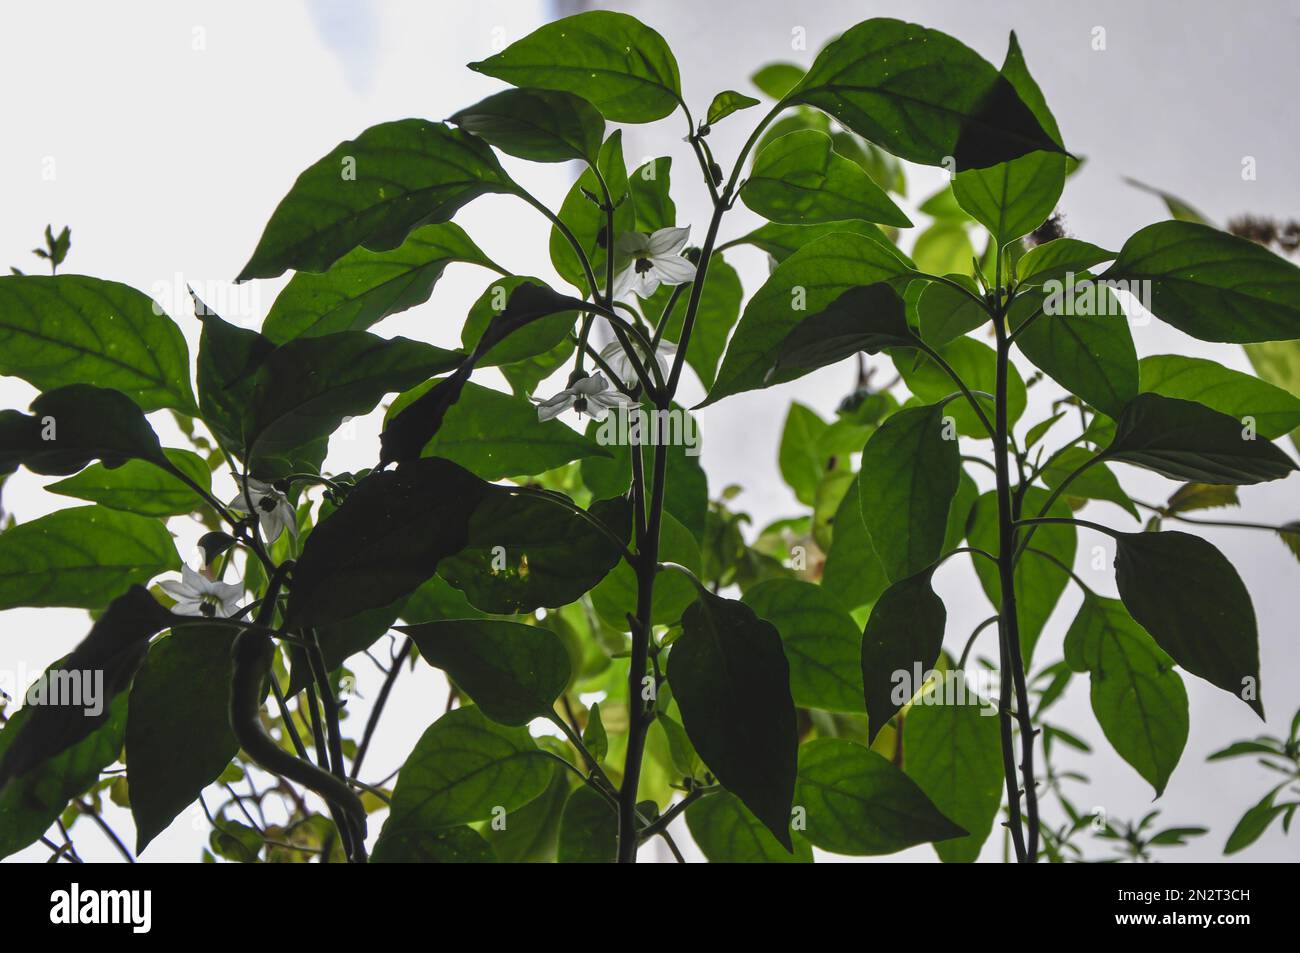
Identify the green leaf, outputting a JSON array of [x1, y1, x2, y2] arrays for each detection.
[[196, 305, 274, 452], [408, 381, 608, 481], [794, 738, 966, 855], [916, 275, 985, 348], [895, 336, 1023, 438], [0, 507, 180, 611], [788, 19, 1064, 170], [1013, 285, 1138, 419], [127, 624, 241, 852], [1064, 595, 1189, 795], [469, 11, 681, 123], [903, 672, 1004, 862], [0, 275, 195, 412], [742, 579, 863, 713], [1017, 238, 1116, 285], [0, 586, 175, 787], [244, 332, 461, 467], [402, 619, 570, 726], [1113, 530, 1264, 718], [774, 284, 919, 383], [1102, 393, 1296, 485], [450, 88, 605, 164], [583, 702, 608, 763], [821, 479, 889, 614], [743, 130, 910, 228], [911, 223, 976, 277], [288, 599, 404, 695], [704, 233, 914, 405], [378, 706, 549, 836], [667, 587, 798, 849], [484, 759, 567, 862], [549, 131, 634, 294], [1244, 340, 1300, 450], [859, 403, 960, 581], [1041, 446, 1139, 519], [439, 493, 627, 614], [286, 457, 490, 628], [261, 223, 503, 343], [371, 823, 496, 863], [1123, 179, 1212, 225], [751, 63, 804, 99], [1099, 220, 1300, 343], [686, 790, 812, 863], [628, 157, 676, 233], [778, 402, 831, 507], [237, 119, 514, 280], [1139, 354, 1300, 440], [706, 90, 761, 125], [0, 384, 168, 477], [860, 567, 946, 740], [47, 448, 210, 518], [969, 487, 1076, 662], [722, 219, 909, 267], [0, 691, 127, 860], [1224, 785, 1289, 855], [556, 785, 616, 863], [462, 278, 585, 368], [952, 33, 1066, 244]]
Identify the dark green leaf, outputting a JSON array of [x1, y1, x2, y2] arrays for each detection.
[[794, 738, 966, 855], [1099, 220, 1300, 343], [1140, 354, 1300, 440], [0, 507, 180, 611], [549, 131, 634, 294], [288, 599, 405, 695], [238, 120, 514, 280], [0, 275, 195, 412], [286, 457, 489, 628], [591, 510, 700, 629], [377, 705, 549, 835], [704, 233, 914, 405], [450, 88, 605, 164], [860, 567, 945, 740], [859, 403, 960, 581], [372, 823, 496, 863], [653, 255, 742, 390], [261, 223, 503, 343], [196, 306, 274, 452], [402, 619, 570, 726], [1017, 238, 1116, 285], [722, 219, 909, 267], [469, 11, 681, 123], [667, 587, 797, 848], [787, 19, 1064, 170], [439, 493, 626, 614], [1103, 393, 1296, 484], [916, 275, 985, 348], [0, 586, 174, 790], [821, 482, 889, 614], [894, 336, 1022, 438], [742, 578, 863, 713], [952, 33, 1066, 244], [1224, 785, 1289, 855], [773, 283, 919, 380], [628, 157, 676, 233], [1042, 446, 1139, 519], [556, 785, 616, 862], [686, 790, 812, 863], [127, 624, 240, 852], [1064, 595, 1188, 795], [1114, 530, 1264, 718]]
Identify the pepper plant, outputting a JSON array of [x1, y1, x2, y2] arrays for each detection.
[[1, 12, 1299, 864]]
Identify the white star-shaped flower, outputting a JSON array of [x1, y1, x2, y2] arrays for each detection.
[[227, 477, 298, 543], [611, 226, 696, 300], [158, 564, 243, 619], [599, 338, 676, 388], [534, 372, 635, 422]]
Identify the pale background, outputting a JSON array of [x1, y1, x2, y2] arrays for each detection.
[[1, 0, 1297, 862]]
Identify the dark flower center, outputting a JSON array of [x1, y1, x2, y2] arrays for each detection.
[[200, 600, 216, 617], [258, 496, 279, 513], [635, 257, 653, 274]]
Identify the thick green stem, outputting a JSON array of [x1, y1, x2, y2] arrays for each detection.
[[993, 314, 1039, 862]]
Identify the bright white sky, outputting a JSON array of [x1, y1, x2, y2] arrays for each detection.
[[1, 0, 1297, 862]]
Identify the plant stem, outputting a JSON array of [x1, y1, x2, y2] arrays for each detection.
[[350, 636, 411, 780], [993, 304, 1038, 862]]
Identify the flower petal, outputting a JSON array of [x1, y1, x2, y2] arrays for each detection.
[[158, 579, 194, 601], [611, 264, 637, 303], [651, 254, 697, 286], [647, 226, 690, 256], [171, 599, 204, 617], [537, 393, 575, 421], [615, 231, 650, 256]]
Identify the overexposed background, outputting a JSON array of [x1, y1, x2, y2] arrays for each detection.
[[1, 0, 1297, 862]]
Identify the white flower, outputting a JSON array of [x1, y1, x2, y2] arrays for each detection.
[[159, 564, 243, 619], [611, 226, 696, 300], [227, 477, 298, 543], [534, 372, 635, 422], [599, 338, 676, 387]]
